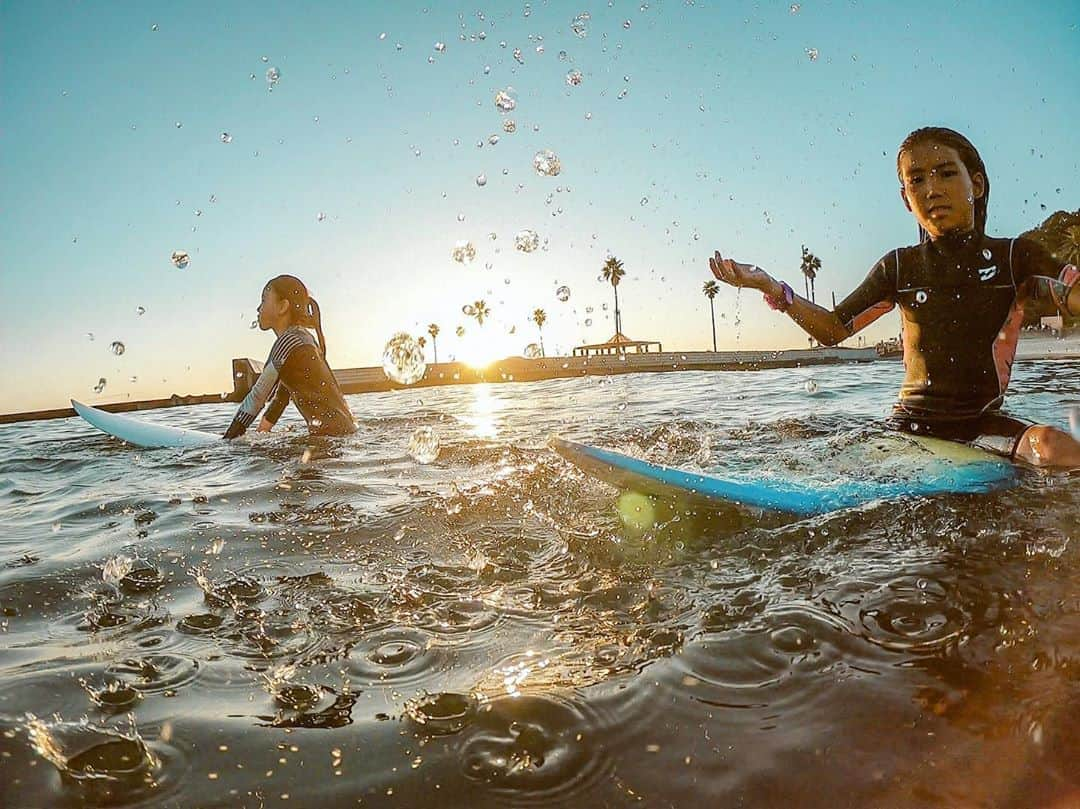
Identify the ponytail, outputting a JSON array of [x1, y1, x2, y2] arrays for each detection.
[[306, 297, 327, 360]]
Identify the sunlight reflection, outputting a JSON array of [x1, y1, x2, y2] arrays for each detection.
[[464, 383, 504, 439]]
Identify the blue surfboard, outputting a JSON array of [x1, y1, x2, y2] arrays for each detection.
[[551, 434, 1016, 515]]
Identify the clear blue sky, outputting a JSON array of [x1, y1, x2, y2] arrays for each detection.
[[2, 1, 1077, 412]]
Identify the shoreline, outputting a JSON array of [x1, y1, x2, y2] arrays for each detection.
[[2, 337, 1077, 425]]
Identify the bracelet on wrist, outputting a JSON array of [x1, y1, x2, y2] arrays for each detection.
[[764, 281, 795, 313]]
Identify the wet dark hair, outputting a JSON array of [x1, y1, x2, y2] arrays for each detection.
[[897, 127, 989, 243], [265, 275, 327, 358]]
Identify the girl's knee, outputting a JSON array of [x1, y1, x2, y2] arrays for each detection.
[[1018, 425, 1080, 467]]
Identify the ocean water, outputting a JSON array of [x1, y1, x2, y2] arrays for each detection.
[[0, 361, 1077, 808]]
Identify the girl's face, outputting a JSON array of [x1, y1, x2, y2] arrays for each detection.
[[898, 141, 985, 239], [256, 286, 289, 331]]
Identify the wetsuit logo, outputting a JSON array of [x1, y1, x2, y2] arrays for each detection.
[[978, 265, 998, 281]]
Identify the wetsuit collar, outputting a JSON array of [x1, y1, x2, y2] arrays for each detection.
[[927, 228, 978, 256]]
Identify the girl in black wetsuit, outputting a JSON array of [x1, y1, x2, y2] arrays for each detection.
[[224, 275, 356, 439], [708, 127, 1079, 467]]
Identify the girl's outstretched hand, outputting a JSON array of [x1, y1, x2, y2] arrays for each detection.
[[709, 250, 771, 291]]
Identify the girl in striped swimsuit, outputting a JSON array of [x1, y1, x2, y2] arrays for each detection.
[[224, 275, 356, 439]]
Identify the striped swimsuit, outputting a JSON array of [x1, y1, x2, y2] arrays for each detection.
[[224, 326, 356, 439]]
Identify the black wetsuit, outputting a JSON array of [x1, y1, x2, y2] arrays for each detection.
[[224, 326, 356, 439], [834, 232, 1077, 457]]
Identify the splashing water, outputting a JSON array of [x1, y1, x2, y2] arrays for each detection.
[[533, 149, 562, 177], [515, 230, 540, 253], [452, 241, 477, 263], [382, 333, 427, 385], [408, 426, 442, 463], [571, 12, 590, 37], [102, 555, 134, 588], [495, 90, 516, 113]]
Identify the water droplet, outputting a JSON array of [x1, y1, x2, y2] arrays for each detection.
[[514, 229, 540, 253], [408, 426, 442, 463], [566, 69, 584, 86], [495, 89, 516, 112], [136, 306, 145, 316], [382, 333, 427, 385], [804, 379, 818, 394], [93, 378, 107, 394], [175, 121, 183, 129], [805, 48, 819, 62], [982, 248, 993, 260], [488, 134, 500, 145], [915, 290, 928, 303], [379, 32, 387, 40], [476, 174, 487, 187], [571, 12, 591, 37], [623, 19, 632, 29], [584, 318, 593, 326], [266, 66, 281, 87], [452, 241, 477, 263], [86, 332, 95, 341], [109, 341, 126, 356], [250, 320, 259, 329], [317, 211, 327, 222], [434, 41, 446, 52], [462, 304, 476, 316], [220, 132, 232, 144], [512, 48, 525, 64], [790, 3, 801, 12], [151, 23, 159, 31], [533, 149, 562, 177], [503, 119, 517, 133], [455, 325, 466, 338], [555, 285, 571, 302], [170, 250, 190, 269]]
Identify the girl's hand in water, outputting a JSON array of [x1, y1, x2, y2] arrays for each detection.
[[709, 250, 772, 291], [256, 417, 274, 433]]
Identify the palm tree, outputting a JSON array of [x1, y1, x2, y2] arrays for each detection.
[[800, 245, 821, 304], [427, 323, 440, 363], [417, 334, 427, 357], [702, 280, 720, 352], [601, 256, 626, 334], [531, 308, 547, 357], [471, 300, 491, 326]]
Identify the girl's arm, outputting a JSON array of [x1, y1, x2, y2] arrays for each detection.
[[709, 251, 869, 346], [224, 362, 279, 439], [257, 384, 291, 432]]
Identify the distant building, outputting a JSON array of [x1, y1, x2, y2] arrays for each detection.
[[572, 331, 662, 357]]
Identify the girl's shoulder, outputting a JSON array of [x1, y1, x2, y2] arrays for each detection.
[[269, 327, 316, 367]]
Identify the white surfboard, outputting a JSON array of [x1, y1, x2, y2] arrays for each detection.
[[71, 399, 220, 449]]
